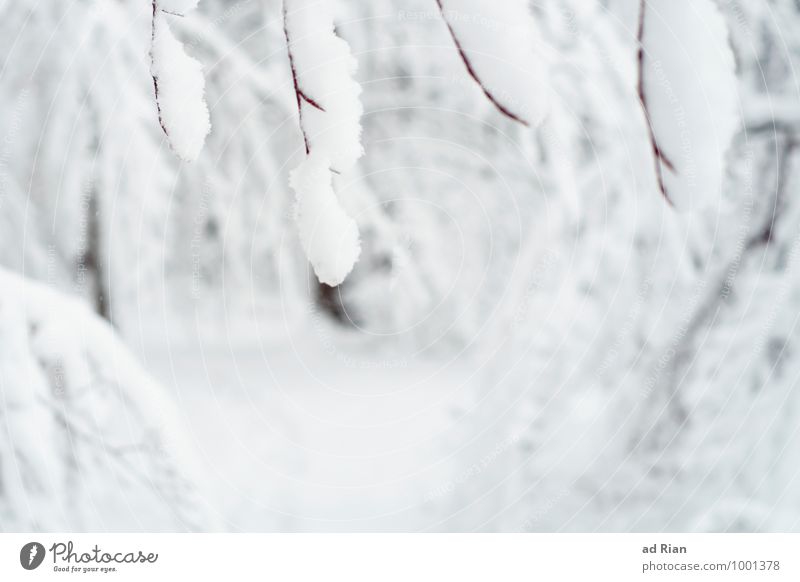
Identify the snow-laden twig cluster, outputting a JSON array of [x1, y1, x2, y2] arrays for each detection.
[[283, 0, 363, 286], [150, 0, 210, 162], [435, 0, 548, 127], [637, 0, 738, 209]]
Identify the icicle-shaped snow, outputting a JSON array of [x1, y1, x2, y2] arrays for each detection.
[[150, 8, 211, 162], [290, 152, 361, 286], [638, 0, 738, 209], [436, 0, 549, 127]]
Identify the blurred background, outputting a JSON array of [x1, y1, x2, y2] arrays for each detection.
[[1, 0, 799, 532]]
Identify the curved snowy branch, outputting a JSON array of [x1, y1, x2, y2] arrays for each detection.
[[636, 0, 675, 205], [150, 0, 211, 162], [282, 0, 363, 170], [435, 0, 548, 127], [636, 0, 738, 209]]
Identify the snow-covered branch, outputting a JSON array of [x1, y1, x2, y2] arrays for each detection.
[[282, 0, 363, 171], [636, 0, 738, 209], [435, 0, 548, 127], [283, 2, 324, 155], [283, 0, 363, 286], [743, 97, 800, 134], [150, 0, 211, 161], [636, 0, 674, 205]]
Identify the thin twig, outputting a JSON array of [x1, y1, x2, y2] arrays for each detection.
[[435, 0, 529, 126], [637, 0, 675, 206], [150, 0, 170, 139], [282, 0, 326, 154]]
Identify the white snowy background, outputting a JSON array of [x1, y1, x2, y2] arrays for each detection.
[[1, 0, 799, 532]]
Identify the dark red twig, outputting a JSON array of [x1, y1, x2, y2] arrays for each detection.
[[435, 0, 529, 126], [637, 0, 676, 206], [283, 0, 326, 154], [150, 0, 170, 139]]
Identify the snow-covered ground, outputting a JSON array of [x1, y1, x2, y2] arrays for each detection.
[[143, 329, 476, 531]]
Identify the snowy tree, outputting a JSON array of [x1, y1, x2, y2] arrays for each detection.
[[0, 268, 214, 531]]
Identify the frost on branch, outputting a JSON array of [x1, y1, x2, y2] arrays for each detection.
[[150, 3, 211, 162], [637, 0, 738, 209], [283, 0, 364, 285], [436, 0, 549, 127], [0, 269, 212, 530], [290, 152, 361, 286]]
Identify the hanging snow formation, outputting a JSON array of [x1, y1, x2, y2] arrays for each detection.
[[283, 0, 364, 286], [289, 152, 361, 287]]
